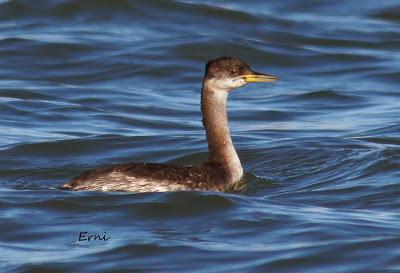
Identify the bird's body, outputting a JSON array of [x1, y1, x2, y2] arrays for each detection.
[[61, 56, 277, 192], [62, 162, 239, 192]]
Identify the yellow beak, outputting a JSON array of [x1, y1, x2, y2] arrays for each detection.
[[242, 72, 278, 83]]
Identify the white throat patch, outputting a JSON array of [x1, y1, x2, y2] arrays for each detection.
[[205, 77, 246, 92]]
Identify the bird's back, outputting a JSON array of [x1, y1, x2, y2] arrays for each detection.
[[61, 162, 233, 192]]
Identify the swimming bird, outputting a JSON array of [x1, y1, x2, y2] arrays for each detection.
[[61, 56, 277, 192]]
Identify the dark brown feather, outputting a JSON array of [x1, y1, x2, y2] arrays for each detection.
[[61, 162, 233, 192]]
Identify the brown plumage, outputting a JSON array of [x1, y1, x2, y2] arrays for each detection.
[[61, 56, 277, 192], [62, 162, 232, 192]]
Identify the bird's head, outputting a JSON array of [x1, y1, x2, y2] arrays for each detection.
[[203, 56, 277, 92]]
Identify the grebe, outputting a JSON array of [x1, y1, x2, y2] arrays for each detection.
[[61, 56, 277, 192]]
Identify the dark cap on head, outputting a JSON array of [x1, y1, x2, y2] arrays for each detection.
[[204, 56, 252, 79]]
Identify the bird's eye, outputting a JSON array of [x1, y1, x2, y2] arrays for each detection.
[[230, 69, 236, 75]]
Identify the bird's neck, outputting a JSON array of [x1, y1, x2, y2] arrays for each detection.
[[201, 82, 243, 183]]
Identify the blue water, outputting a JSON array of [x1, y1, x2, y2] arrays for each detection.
[[1, 0, 399, 272]]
